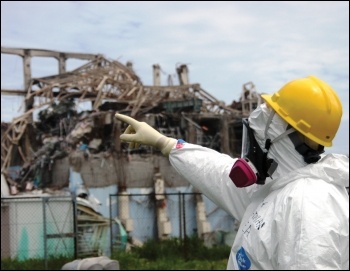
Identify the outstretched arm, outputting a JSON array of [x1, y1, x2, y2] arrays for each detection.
[[115, 113, 252, 220]]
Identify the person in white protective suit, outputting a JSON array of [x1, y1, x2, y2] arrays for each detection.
[[115, 75, 349, 270]]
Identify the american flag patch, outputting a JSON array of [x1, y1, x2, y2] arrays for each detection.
[[176, 139, 186, 149]]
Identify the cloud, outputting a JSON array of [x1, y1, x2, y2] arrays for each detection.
[[1, 1, 349, 154]]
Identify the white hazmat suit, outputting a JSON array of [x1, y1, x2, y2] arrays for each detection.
[[169, 103, 349, 270], [115, 100, 349, 270]]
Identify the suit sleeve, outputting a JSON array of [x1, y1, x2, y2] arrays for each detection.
[[169, 141, 252, 221]]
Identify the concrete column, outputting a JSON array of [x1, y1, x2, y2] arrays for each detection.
[[58, 53, 67, 74], [153, 64, 161, 86], [118, 191, 134, 232], [154, 173, 171, 239]]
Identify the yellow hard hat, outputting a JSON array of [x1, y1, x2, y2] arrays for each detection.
[[261, 76, 342, 147]]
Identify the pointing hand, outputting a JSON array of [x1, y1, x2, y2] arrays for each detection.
[[115, 113, 177, 156]]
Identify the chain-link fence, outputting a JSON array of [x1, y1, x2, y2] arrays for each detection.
[[1, 192, 237, 268], [1, 196, 77, 269], [109, 192, 237, 256]]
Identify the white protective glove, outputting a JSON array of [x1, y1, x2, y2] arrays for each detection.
[[115, 113, 177, 156]]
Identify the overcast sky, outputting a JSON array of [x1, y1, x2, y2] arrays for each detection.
[[1, 1, 349, 155]]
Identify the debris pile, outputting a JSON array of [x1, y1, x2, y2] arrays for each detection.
[[1, 52, 261, 196]]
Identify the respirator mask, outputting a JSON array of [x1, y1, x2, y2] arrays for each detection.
[[229, 108, 303, 188], [229, 118, 278, 187]]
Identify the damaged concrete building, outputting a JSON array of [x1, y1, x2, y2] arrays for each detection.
[[1, 47, 262, 258]]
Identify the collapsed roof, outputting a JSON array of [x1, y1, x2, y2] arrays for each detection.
[[1, 50, 261, 194]]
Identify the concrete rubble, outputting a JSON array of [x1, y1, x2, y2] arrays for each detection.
[[1, 47, 262, 258], [1, 47, 261, 195]]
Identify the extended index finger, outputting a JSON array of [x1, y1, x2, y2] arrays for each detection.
[[115, 113, 141, 128]]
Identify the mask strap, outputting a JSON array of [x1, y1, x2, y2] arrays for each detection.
[[264, 111, 275, 141], [264, 111, 295, 148], [262, 111, 297, 178], [264, 127, 295, 177], [271, 128, 295, 144]]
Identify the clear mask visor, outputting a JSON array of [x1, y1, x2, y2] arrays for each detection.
[[241, 119, 250, 158]]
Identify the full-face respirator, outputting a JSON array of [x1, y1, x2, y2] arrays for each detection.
[[229, 118, 277, 187], [229, 114, 323, 188]]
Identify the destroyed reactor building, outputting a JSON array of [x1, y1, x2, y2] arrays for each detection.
[[1, 47, 262, 257], [1, 47, 261, 193]]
